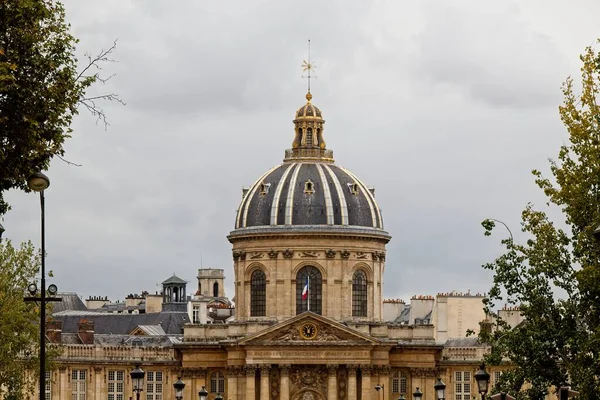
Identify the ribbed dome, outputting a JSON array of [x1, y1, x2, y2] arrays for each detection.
[[295, 103, 322, 119], [235, 163, 383, 229]]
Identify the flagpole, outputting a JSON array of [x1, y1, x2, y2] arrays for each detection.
[[307, 275, 310, 312]]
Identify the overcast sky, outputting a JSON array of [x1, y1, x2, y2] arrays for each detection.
[[3, 0, 600, 304]]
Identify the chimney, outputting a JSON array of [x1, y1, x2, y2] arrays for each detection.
[[46, 320, 63, 343], [77, 319, 95, 344]]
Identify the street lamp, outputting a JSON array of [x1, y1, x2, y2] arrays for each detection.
[[174, 377, 186, 400], [22, 171, 62, 400], [215, 394, 223, 400], [198, 386, 208, 400], [475, 364, 491, 400], [375, 384, 385, 400], [434, 378, 446, 400], [130, 365, 145, 400], [398, 395, 406, 400], [412, 387, 423, 400]]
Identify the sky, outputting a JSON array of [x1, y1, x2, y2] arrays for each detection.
[[3, 0, 600, 304]]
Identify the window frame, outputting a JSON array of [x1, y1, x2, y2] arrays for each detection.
[[107, 370, 124, 400], [352, 269, 368, 317], [210, 371, 225, 394], [146, 370, 164, 400], [71, 369, 87, 400], [250, 269, 267, 317], [296, 265, 323, 315]]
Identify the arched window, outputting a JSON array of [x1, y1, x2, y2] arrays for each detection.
[[296, 266, 322, 315], [210, 371, 225, 394], [250, 270, 267, 317], [213, 282, 219, 297], [352, 270, 368, 317], [306, 128, 313, 146], [198, 282, 202, 296]]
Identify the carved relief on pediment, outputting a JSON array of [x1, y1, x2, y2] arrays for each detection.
[[263, 321, 355, 343]]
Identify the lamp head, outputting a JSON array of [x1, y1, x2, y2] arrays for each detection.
[[130, 365, 145, 392], [375, 384, 383, 392], [173, 377, 186, 399], [474, 364, 490, 395], [28, 283, 38, 295], [27, 172, 50, 192], [48, 284, 58, 295], [198, 386, 208, 400], [434, 378, 446, 400]]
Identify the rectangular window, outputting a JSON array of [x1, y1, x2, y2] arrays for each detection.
[[391, 371, 408, 394], [454, 371, 471, 400], [45, 371, 51, 400], [494, 371, 501, 383], [71, 370, 87, 400], [147, 371, 164, 400], [107, 370, 124, 400], [193, 306, 201, 324]]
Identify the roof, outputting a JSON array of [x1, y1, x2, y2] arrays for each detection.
[[50, 293, 87, 313], [235, 163, 384, 229], [132, 325, 166, 336], [52, 311, 190, 335], [162, 274, 187, 285], [59, 333, 181, 346]]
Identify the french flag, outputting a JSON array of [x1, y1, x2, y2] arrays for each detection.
[[302, 277, 309, 300]]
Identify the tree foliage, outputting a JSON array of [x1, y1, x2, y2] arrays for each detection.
[[0, 240, 42, 398], [0, 0, 121, 216], [480, 44, 600, 400]]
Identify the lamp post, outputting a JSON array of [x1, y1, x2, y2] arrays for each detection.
[[174, 377, 186, 400], [198, 385, 208, 400], [130, 365, 145, 400], [22, 172, 62, 400], [475, 364, 490, 400], [434, 378, 446, 400], [412, 387, 423, 400], [375, 384, 385, 400]]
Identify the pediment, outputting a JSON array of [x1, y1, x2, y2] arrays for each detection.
[[238, 312, 380, 346]]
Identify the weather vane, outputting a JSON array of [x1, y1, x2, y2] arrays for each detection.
[[302, 39, 316, 97]]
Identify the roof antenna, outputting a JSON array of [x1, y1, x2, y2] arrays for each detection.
[[302, 39, 317, 102]]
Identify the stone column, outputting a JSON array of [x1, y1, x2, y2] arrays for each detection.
[[378, 367, 390, 400], [361, 366, 372, 400], [280, 365, 291, 400], [94, 367, 103, 400], [347, 365, 358, 400], [59, 367, 68, 399], [246, 365, 256, 400], [260, 365, 271, 400], [228, 367, 239, 400], [327, 365, 338, 400]]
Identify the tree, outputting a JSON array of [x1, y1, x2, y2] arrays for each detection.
[[0, 0, 121, 216], [0, 240, 42, 398], [479, 44, 600, 400]]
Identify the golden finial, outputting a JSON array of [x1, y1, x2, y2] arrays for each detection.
[[302, 39, 316, 102]]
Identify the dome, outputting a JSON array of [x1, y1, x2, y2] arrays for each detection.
[[295, 93, 322, 119], [233, 91, 384, 231], [235, 163, 383, 229]]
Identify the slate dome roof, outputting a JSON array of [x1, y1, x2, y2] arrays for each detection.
[[235, 163, 383, 229], [233, 92, 385, 231]]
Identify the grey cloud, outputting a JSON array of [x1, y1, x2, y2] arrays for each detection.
[[413, 1, 567, 108]]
